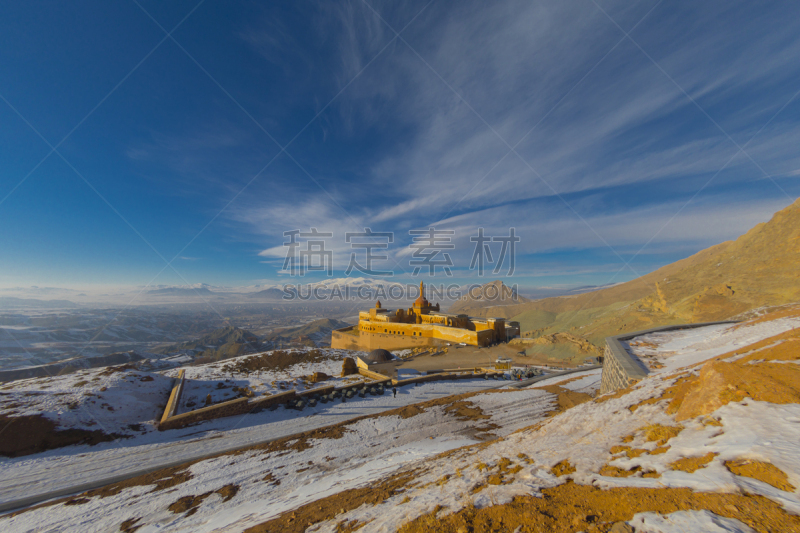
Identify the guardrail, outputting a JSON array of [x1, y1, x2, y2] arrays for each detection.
[[599, 321, 739, 394]]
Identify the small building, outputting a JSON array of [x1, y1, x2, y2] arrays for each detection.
[[356, 349, 402, 377], [505, 321, 521, 340]]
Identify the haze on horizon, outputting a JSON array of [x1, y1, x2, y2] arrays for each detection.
[[2, 0, 799, 297]]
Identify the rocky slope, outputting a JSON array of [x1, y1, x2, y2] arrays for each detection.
[[261, 318, 351, 348], [472, 198, 800, 344]]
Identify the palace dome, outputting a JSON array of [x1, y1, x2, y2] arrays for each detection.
[[365, 349, 394, 363]]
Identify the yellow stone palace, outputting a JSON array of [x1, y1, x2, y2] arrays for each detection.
[[331, 282, 520, 351]]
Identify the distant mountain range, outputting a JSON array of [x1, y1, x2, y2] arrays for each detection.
[[146, 287, 214, 296], [0, 297, 78, 309], [245, 288, 286, 299]]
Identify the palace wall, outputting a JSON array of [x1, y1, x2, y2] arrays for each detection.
[[333, 320, 499, 351]]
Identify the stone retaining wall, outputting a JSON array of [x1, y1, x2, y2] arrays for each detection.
[[158, 362, 508, 431], [159, 369, 185, 424], [358, 367, 391, 381], [158, 389, 297, 431], [391, 369, 501, 387], [599, 321, 739, 395], [158, 378, 391, 431]]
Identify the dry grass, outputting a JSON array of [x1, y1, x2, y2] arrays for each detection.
[[642, 424, 683, 445], [725, 459, 796, 492], [397, 481, 800, 533], [669, 452, 718, 474], [551, 460, 576, 477]]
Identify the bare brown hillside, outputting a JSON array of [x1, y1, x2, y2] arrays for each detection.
[[462, 198, 800, 341]]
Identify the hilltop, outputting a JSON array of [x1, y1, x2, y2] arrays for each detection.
[[262, 318, 351, 348], [464, 198, 800, 345], [158, 325, 260, 362], [154, 319, 350, 361], [245, 288, 285, 300]]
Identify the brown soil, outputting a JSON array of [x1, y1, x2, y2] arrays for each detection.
[[119, 517, 142, 532], [262, 472, 280, 485], [370, 392, 504, 440], [168, 492, 212, 516], [309, 372, 330, 383], [642, 424, 683, 444], [244, 469, 420, 533], [661, 329, 800, 421], [551, 460, 576, 477], [598, 464, 659, 478], [215, 483, 240, 502], [733, 304, 800, 328], [83, 465, 195, 499], [0, 413, 124, 457], [610, 444, 667, 460], [391, 404, 427, 419], [725, 459, 796, 492], [534, 385, 592, 414], [371, 387, 518, 423], [98, 364, 138, 376], [474, 457, 524, 487], [446, 399, 489, 420], [669, 452, 717, 473], [397, 481, 800, 533]]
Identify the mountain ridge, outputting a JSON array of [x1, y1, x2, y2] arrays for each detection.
[[462, 198, 800, 344]]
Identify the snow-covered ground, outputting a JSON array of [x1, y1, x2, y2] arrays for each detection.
[[166, 348, 370, 409], [0, 372, 521, 512], [0, 381, 565, 532], [2, 310, 799, 532], [0, 366, 173, 437], [524, 367, 602, 391], [625, 315, 800, 373]]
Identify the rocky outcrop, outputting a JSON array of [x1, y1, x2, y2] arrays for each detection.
[[510, 332, 601, 355], [341, 357, 358, 377], [310, 372, 330, 383]]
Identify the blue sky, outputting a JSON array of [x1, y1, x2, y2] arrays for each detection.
[[1, 0, 798, 292]]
